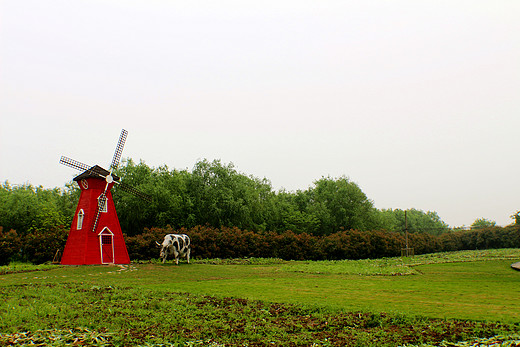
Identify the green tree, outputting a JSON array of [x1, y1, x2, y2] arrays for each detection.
[[113, 159, 158, 235], [511, 211, 520, 226], [379, 208, 449, 235], [307, 176, 381, 235], [269, 190, 320, 234], [188, 159, 274, 230], [0, 182, 74, 235], [471, 218, 497, 229], [113, 158, 276, 234]]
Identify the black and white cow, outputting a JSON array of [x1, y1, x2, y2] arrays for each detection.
[[156, 234, 191, 264]]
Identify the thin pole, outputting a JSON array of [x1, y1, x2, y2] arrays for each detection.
[[405, 210, 409, 256]]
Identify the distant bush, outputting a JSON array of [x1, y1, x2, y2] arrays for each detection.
[[125, 225, 519, 261], [0, 224, 68, 265], [23, 226, 68, 264], [125, 225, 517, 261], [124, 226, 174, 260], [0, 227, 22, 265]]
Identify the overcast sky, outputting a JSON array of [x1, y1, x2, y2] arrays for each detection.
[[1, 1, 519, 227]]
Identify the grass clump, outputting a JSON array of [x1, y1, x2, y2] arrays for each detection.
[[405, 248, 520, 266], [404, 334, 520, 347], [280, 249, 520, 276], [133, 257, 286, 266], [281, 257, 416, 276], [191, 257, 286, 265], [0, 261, 60, 275], [0, 328, 113, 346]]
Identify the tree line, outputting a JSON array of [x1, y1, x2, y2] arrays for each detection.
[[1, 158, 518, 264], [1, 158, 455, 237], [112, 158, 456, 236]]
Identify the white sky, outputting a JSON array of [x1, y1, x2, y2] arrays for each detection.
[[1, 0, 519, 227]]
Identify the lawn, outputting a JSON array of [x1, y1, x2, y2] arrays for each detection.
[[1, 249, 519, 346]]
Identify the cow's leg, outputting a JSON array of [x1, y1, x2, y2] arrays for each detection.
[[173, 250, 179, 265]]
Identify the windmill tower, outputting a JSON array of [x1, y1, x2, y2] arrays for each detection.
[[59, 129, 151, 265]]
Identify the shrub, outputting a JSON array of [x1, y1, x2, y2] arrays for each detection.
[[123, 225, 520, 261], [0, 227, 22, 265], [23, 226, 68, 264], [124, 226, 175, 260]]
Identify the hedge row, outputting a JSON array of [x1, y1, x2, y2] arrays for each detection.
[[1, 225, 519, 264], [126, 225, 520, 261], [0, 226, 68, 265]]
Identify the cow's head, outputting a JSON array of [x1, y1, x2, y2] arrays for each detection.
[[155, 240, 168, 260]]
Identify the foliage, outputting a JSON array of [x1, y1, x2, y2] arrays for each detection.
[[124, 225, 520, 262], [281, 248, 520, 276], [310, 176, 382, 233], [111, 159, 447, 236], [0, 223, 68, 265], [406, 335, 520, 347], [123, 226, 171, 261], [113, 159, 275, 236], [0, 227, 21, 266], [0, 182, 72, 264], [439, 227, 520, 252], [0, 181, 76, 236], [471, 217, 497, 229], [23, 225, 68, 264], [379, 208, 450, 235], [282, 258, 418, 276], [3, 158, 520, 264], [190, 257, 286, 265], [0, 181, 75, 264], [0, 328, 113, 346], [2, 285, 514, 347], [512, 211, 520, 225], [188, 159, 273, 231], [0, 261, 59, 275]]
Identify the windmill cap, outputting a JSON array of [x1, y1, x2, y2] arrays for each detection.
[[73, 165, 120, 182]]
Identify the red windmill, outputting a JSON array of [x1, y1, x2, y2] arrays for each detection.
[[59, 129, 151, 265]]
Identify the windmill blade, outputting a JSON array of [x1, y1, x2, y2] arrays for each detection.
[[110, 129, 128, 170], [60, 156, 109, 178], [91, 198, 102, 233], [92, 180, 110, 233], [118, 182, 153, 202], [91, 192, 106, 233], [59, 156, 91, 172]]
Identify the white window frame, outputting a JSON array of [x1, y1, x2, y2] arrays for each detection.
[[97, 195, 108, 213], [77, 209, 85, 230], [98, 227, 115, 264]]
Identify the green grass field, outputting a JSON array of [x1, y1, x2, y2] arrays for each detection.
[[1, 249, 520, 346]]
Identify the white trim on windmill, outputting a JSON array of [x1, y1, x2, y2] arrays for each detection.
[[97, 194, 108, 213], [99, 227, 115, 265], [77, 209, 85, 230]]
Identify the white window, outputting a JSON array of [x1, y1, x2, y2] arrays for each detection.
[[97, 195, 108, 213], [77, 209, 85, 230]]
